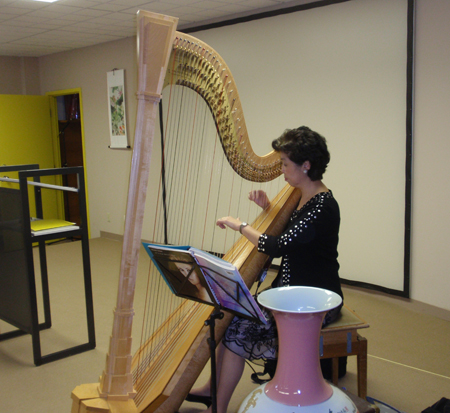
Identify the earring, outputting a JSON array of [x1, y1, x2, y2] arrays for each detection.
[[303, 170, 308, 174]]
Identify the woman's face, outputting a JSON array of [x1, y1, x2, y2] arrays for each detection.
[[175, 262, 200, 286], [280, 153, 308, 187]]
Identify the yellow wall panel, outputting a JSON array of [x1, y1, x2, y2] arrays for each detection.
[[0, 94, 59, 219]]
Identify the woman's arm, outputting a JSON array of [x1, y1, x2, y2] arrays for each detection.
[[216, 190, 269, 246], [216, 216, 261, 247], [258, 199, 338, 258]]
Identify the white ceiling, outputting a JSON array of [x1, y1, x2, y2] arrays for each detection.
[[0, 0, 319, 57]]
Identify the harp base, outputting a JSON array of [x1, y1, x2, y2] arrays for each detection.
[[71, 383, 138, 413]]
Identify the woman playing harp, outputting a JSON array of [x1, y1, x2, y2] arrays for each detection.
[[189, 126, 344, 413]]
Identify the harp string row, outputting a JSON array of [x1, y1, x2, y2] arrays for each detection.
[[133, 64, 288, 384], [130, 18, 294, 413], [133, 300, 206, 406], [134, 271, 198, 387]]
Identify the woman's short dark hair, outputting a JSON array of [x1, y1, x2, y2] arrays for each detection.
[[272, 126, 330, 181]]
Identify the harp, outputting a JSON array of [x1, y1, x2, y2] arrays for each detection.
[[71, 11, 300, 413]]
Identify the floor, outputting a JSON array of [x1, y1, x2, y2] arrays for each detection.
[[0, 237, 449, 413]]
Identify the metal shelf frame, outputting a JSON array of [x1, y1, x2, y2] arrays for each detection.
[[0, 164, 95, 366]]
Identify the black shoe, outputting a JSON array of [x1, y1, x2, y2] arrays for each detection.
[[185, 393, 212, 407]]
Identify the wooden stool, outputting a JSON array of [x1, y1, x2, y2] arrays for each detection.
[[320, 305, 369, 399]]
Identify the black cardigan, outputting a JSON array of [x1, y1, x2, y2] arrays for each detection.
[[258, 191, 343, 299]]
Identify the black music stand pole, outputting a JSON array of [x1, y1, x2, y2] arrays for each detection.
[[205, 307, 224, 413]]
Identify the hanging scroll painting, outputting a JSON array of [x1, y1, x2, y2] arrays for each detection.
[[107, 69, 129, 148]]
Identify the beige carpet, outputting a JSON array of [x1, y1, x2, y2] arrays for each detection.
[[0, 237, 449, 413]]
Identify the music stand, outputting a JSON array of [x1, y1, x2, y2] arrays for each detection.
[[143, 243, 268, 413], [206, 307, 224, 413]]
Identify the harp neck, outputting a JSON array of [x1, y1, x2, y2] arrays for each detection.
[[166, 33, 282, 183]]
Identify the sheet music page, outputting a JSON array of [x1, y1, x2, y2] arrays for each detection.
[[143, 243, 215, 305], [190, 248, 268, 324]]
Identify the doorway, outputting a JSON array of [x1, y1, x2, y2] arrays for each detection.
[[57, 94, 82, 226], [47, 89, 89, 235]]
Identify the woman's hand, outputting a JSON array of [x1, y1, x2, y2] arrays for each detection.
[[216, 216, 241, 232], [249, 190, 270, 209]]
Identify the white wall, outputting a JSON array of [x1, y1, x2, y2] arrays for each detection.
[[37, 0, 450, 311], [410, 0, 450, 310], [0, 56, 40, 95]]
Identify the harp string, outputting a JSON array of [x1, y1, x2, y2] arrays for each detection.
[[159, 100, 168, 245], [152, 44, 180, 247], [175, 87, 194, 243], [214, 150, 237, 256], [185, 90, 212, 249]]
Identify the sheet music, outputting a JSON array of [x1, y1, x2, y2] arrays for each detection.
[[143, 243, 268, 324]]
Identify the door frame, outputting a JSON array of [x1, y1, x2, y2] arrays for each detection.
[[46, 88, 90, 238]]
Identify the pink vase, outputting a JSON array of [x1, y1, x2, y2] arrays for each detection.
[[238, 286, 358, 413]]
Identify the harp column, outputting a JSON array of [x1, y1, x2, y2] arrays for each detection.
[[70, 11, 178, 413]]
